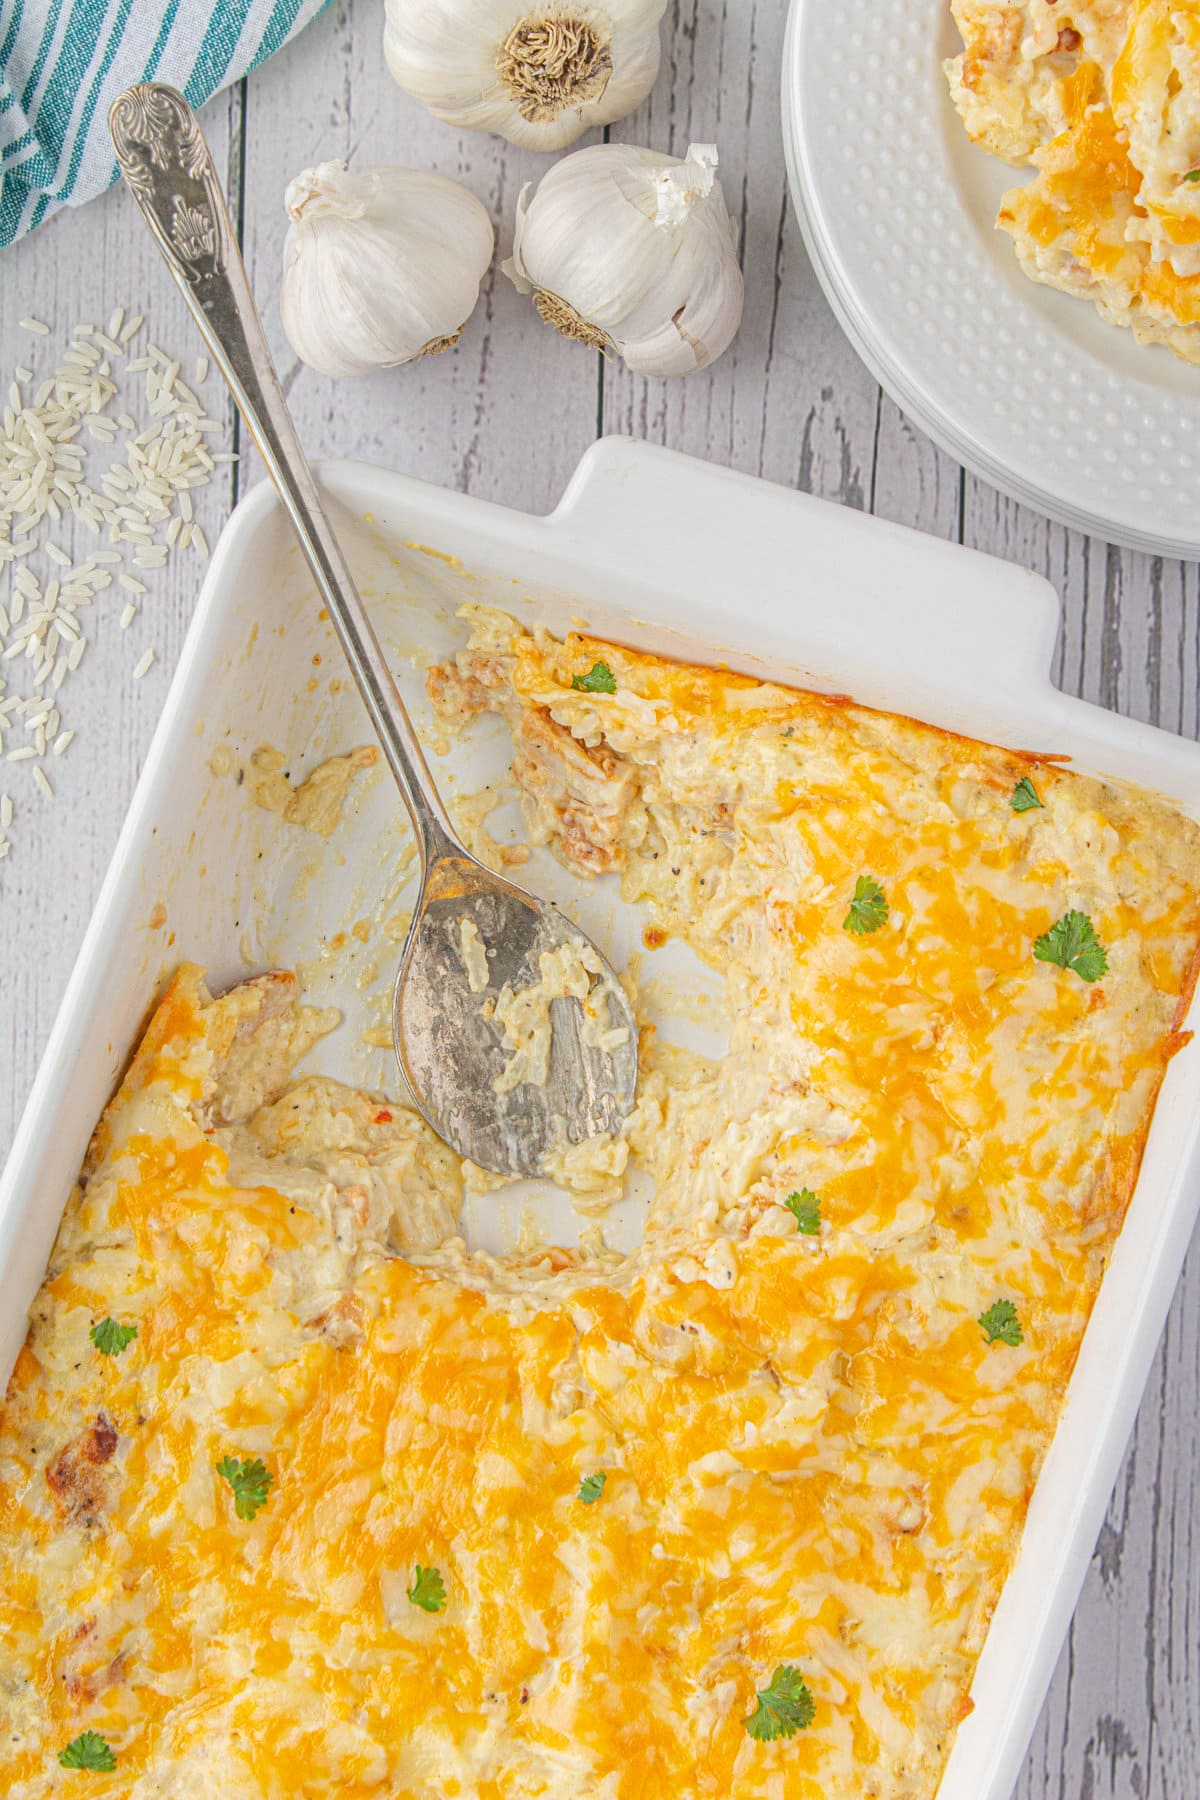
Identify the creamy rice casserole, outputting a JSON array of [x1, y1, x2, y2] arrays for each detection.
[[3, 610, 1200, 1797]]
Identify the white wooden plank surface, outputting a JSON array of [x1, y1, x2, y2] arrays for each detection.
[[1, 2, 1197, 1793]]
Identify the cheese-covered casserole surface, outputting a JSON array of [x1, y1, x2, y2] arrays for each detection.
[[4, 611, 1200, 1798]]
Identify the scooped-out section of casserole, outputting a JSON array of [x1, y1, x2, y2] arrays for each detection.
[[3, 608, 1200, 1798]]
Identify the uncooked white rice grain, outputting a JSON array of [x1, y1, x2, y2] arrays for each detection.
[[14, 364, 32, 382], [7, 746, 35, 761], [0, 795, 11, 828], [53, 731, 74, 756], [119, 603, 136, 629], [132, 648, 155, 679], [45, 543, 70, 566], [20, 317, 49, 334], [120, 314, 144, 343], [33, 767, 52, 798], [192, 525, 209, 557], [108, 306, 125, 339]]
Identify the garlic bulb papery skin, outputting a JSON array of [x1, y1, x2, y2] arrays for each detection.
[[503, 142, 744, 377], [280, 161, 495, 378], [383, 0, 668, 152]]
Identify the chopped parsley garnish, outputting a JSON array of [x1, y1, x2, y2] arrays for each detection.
[[216, 1455, 273, 1521], [579, 1471, 607, 1505], [408, 1564, 447, 1613], [979, 1299, 1023, 1347], [90, 1317, 137, 1357], [745, 1665, 815, 1741], [1185, 169, 1200, 184], [1033, 910, 1108, 983], [843, 875, 888, 936], [58, 1731, 117, 1771], [784, 1189, 821, 1235], [572, 660, 617, 695], [1011, 776, 1044, 813]]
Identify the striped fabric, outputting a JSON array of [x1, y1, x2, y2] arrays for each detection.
[[0, 0, 332, 248]]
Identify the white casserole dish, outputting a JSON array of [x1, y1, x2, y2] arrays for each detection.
[[3, 436, 1199, 1799]]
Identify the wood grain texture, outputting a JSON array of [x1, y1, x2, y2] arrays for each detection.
[[1, 2, 1197, 1793], [0, 82, 242, 1159]]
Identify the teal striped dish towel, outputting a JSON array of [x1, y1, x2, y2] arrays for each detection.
[[1, 0, 332, 248]]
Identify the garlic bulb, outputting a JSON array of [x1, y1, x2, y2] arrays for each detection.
[[503, 142, 744, 377], [383, 0, 668, 152], [279, 161, 495, 378]]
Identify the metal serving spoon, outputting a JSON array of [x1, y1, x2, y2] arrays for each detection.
[[109, 83, 638, 1178]]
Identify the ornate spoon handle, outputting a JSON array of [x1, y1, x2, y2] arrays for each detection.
[[108, 82, 458, 861]]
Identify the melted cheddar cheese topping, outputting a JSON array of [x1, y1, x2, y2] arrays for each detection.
[[4, 614, 1200, 1800], [946, 1, 1200, 361]]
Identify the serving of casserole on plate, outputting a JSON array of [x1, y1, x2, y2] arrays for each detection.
[[781, 0, 1200, 557], [946, 0, 1200, 364], [4, 444, 1200, 1799]]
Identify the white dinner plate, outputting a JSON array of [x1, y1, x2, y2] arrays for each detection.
[[781, 0, 1200, 560]]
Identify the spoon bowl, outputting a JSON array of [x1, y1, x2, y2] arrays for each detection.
[[396, 849, 637, 1176]]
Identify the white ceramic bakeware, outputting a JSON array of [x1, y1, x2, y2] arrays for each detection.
[[782, 0, 1200, 560], [4, 438, 1200, 1799]]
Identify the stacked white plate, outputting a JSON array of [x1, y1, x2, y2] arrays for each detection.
[[781, 0, 1200, 560]]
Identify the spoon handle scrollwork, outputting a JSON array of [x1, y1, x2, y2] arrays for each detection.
[[109, 82, 458, 861]]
